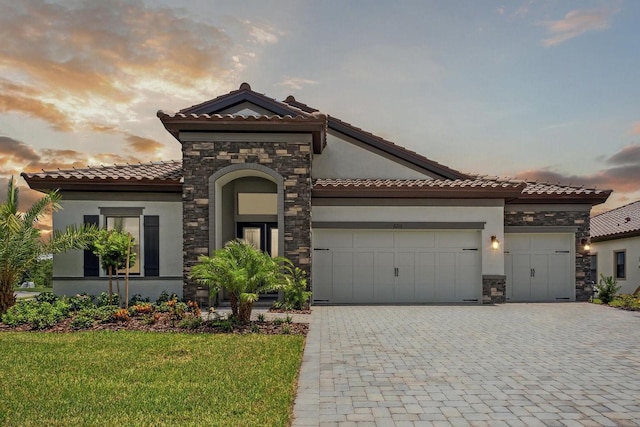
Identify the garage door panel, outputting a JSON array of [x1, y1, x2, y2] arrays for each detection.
[[458, 252, 480, 300], [395, 232, 435, 248], [511, 254, 532, 300], [374, 252, 395, 301], [354, 231, 392, 248], [313, 251, 333, 301], [437, 231, 478, 248], [315, 230, 353, 248], [415, 252, 436, 300], [436, 252, 456, 301], [332, 252, 354, 302], [395, 252, 416, 301], [505, 235, 531, 252], [530, 254, 549, 300], [530, 234, 570, 251], [549, 253, 572, 299], [353, 252, 375, 301]]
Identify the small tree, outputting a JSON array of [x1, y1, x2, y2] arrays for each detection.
[[190, 239, 289, 322], [0, 178, 97, 315], [91, 228, 137, 307], [596, 274, 620, 304]]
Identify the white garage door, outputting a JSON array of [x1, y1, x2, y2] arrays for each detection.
[[505, 233, 574, 302], [312, 229, 482, 304]]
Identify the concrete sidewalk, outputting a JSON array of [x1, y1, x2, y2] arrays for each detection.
[[293, 304, 640, 426]]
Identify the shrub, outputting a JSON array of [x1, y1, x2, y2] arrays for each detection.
[[596, 275, 621, 304], [281, 266, 312, 310], [129, 294, 150, 306], [2, 299, 71, 329], [77, 306, 117, 323], [610, 294, 640, 310], [35, 292, 58, 304], [156, 291, 179, 304], [130, 303, 154, 316], [97, 292, 120, 308], [71, 315, 94, 330], [69, 293, 95, 311], [142, 313, 161, 325], [113, 308, 130, 322]]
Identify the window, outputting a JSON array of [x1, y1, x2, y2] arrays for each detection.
[[588, 254, 598, 283], [237, 193, 277, 215], [106, 216, 141, 274], [614, 250, 626, 280]]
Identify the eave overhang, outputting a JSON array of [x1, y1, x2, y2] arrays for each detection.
[[506, 190, 612, 206], [157, 111, 327, 154], [20, 175, 182, 193]]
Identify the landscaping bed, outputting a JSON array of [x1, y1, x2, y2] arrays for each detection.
[[0, 292, 308, 335]]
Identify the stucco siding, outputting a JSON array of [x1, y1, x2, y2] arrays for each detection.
[[591, 237, 640, 295], [53, 195, 182, 279], [312, 131, 434, 179]]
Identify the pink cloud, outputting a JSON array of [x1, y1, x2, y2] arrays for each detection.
[[540, 8, 616, 47]]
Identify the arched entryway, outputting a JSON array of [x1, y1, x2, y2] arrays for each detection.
[[209, 163, 285, 255]]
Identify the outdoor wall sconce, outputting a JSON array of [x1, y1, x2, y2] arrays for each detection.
[[491, 235, 500, 250], [581, 238, 590, 252]]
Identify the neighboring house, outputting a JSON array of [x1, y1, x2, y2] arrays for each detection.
[[22, 83, 611, 304], [591, 201, 640, 295]]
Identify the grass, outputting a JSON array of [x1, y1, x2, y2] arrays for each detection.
[[0, 331, 305, 427]]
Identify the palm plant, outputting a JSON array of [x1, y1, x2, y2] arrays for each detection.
[[190, 239, 290, 322], [0, 178, 98, 315]]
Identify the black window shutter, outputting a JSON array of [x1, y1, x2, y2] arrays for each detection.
[[144, 215, 160, 277], [83, 215, 100, 277]]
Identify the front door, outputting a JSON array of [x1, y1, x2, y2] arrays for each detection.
[[237, 222, 278, 256]]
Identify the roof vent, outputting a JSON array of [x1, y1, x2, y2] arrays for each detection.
[[625, 217, 631, 223]]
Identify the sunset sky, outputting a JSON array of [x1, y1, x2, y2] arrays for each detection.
[[1, 0, 638, 216]]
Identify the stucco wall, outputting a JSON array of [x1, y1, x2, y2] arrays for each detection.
[[591, 237, 640, 295], [312, 131, 433, 179], [312, 203, 505, 275], [51, 195, 183, 298]]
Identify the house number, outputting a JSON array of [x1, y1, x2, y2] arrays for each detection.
[[392, 223, 403, 229]]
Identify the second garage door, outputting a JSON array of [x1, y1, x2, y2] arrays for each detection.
[[312, 229, 482, 304], [504, 233, 574, 302]]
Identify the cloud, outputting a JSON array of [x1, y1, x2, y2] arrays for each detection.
[[513, 143, 640, 198], [125, 134, 165, 155], [632, 122, 640, 135], [0, 0, 277, 131], [277, 78, 319, 91], [605, 143, 640, 166], [540, 8, 616, 46]]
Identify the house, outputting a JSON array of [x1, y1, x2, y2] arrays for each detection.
[[22, 83, 611, 304], [591, 201, 640, 295]]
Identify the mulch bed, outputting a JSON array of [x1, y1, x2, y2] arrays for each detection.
[[0, 315, 308, 335], [267, 307, 311, 314]]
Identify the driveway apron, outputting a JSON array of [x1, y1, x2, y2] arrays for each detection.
[[293, 304, 640, 427]]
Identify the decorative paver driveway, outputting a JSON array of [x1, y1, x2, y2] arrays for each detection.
[[293, 304, 640, 426]]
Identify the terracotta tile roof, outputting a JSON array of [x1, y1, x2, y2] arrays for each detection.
[[471, 175, 611, 204], [21, 161, 182, 192], [591, 200, 640, 240], [313, 178, 526, 198], [156, 111, 324, 123], [315, 178, 523, 190]]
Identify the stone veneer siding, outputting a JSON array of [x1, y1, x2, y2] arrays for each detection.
[[504, 208, 591, 301], [482, 275, 506, 304], [181, 139, 312, 301]]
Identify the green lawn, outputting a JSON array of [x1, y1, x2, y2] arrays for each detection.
[[0, 332, 305, 427]]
